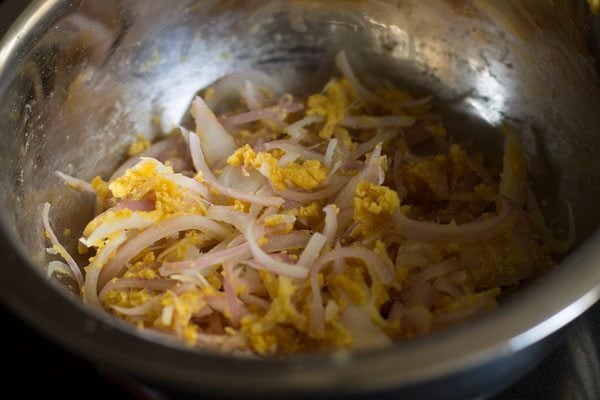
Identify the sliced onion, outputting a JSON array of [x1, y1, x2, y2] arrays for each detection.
[[263, 231, 310, 251], [244, 221, 309, 279], [191, 96, 237, 166], [339, 306, 392, 349], [205, 70, 284, 112], [335, 51, 382, 105], [46, 260, 71, 279], [402, 280, 433, 308], [219, 101, 304, 127], [414, 261, 455, 283], [392, 150, 407, 200], [188, 132, 284, 207], [365, 142, 384, 166], [324, 139, 338, 169], [99, 278, 175, 301], [98, 215, 232, 289], [223, 261, 248, 327], [159, 243, 251, 275], [395, 251, 430, 269], [285, 115, 324, 141], [433, 278, 463, 298], [55, 171, 95, 194], [42, 203, 83, 289], [110, 296, 161, 316], [81, 211, 157, 247], [276, 180, 346, 202], [231, 266, 262, 294], [392, 197, 513, 243], [164, 157, 191, 173], [83, 232, 128, 309], [242, 80, 264, 111], [334, 164, 384, 208], [350, 130, 398, 162], [499, 126, 527, 207], [309, 246, 395, 335], [297, 232, 327, 268], [109, 135, 188, 182], [206, 206, 252, 232], [167, 172, 210, 198], [259, 140, 325, 163], [205, 294, 228, 314], [196, 332, 248, 352], [404, 305, 433, 334], [240, 293, 270, 310], [83, 200, 156, 237], [322, 204, 338, 244], [336, 51, 432, 109], [341, 116, 415, 130], [218, 165, 267, 193]]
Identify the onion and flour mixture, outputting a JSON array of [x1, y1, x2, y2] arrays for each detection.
[[43, 51, 574, 356]]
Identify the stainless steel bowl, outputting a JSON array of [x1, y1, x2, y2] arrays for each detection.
[[1, 0, 600, 398]]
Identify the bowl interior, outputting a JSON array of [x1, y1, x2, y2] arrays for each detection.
[[0, 0, 599, 383]]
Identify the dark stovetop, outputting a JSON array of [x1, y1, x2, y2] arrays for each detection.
[[4, 300, 600, 400]]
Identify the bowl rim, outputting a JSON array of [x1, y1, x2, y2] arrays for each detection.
[[1, 0, 600, 395]]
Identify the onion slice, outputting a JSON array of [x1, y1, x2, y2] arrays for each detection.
[[309, 246, 395, 335], [219, 101, 303, 127], [188, 132, 284, 207], [276, 180, 346, 203], [55, 171, 95, 194], [392, 197, 513, 243], [160, 243, 251, 275], [259, 140, 325, 163], [297, 232, 327, 268], [244, 221, 309, 279], [350, 130, 398, 162], [205, 70, 284, 112], [242, 80, 264, 111], [42, 203, 84, 289], [335, 51, 432, 109], [335, 164, 384, 209], [81, 211, 157, 247], [285, 115, 324, 141], [83, 232, 128, 308], [46, 260, 71, 279], [499, 125, 527, 207], [109, 135, 188, 182], [322, 204, 338, 244], [335, 51, 382, 105], [110, 297, 162, 316], [99, 278, 175, 301], [206, 206, 252, 233], [191, 96, 237, 166], [98, 214, 232, 289]]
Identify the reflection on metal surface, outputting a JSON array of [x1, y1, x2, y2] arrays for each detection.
[[498, 301, 600, 400], [466, 67, 506, 125]]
